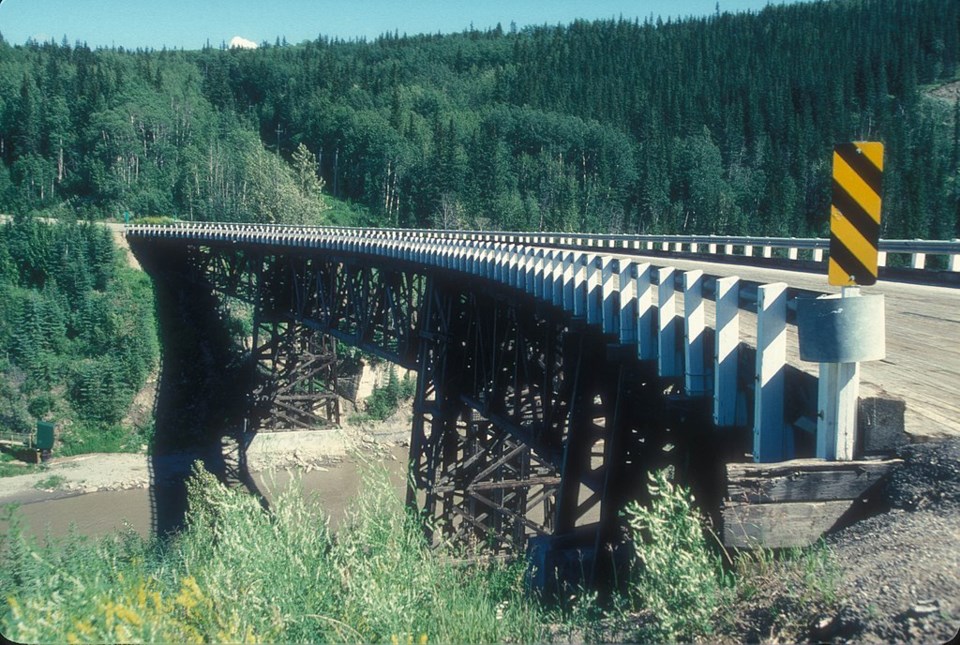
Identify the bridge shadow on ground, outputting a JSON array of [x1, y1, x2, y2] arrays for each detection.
[[146, 251, 268, 537]]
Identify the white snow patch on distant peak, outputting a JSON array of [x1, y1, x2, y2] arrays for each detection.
[[229, 36, 258, 50]]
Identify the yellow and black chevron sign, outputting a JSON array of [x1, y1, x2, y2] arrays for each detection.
[[829, 142, 884, 286]]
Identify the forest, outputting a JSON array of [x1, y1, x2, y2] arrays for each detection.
[[0, 0, 957, 239], [1, 5, 958, 641], [0, 217, 157, 450], [0, 0, 958, 448]]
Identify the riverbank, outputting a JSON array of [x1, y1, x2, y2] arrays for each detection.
[[3, 427, 958, 642], [1, 430, 355, 503], [715, 438, 960, 643], [0, 416, 411, 538]]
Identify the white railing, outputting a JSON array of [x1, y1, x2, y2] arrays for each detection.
[[128, 222, 846, 463], [126, 222, 960, 274]]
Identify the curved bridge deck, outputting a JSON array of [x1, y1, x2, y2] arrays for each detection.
[[126, 223, 959, 558]]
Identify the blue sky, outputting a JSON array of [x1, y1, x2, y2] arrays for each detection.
[[0, 0, 804, 50]]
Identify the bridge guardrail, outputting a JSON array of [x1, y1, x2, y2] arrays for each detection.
[[127, 222, 850, 463], [126, 222, 960, 274]]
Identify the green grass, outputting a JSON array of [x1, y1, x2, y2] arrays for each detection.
[[718, 539, 844, 641], [127, 216, 179, 225], [57, 423, 147, 456], [0, 462, 32, 478], [1, 461, 847, 643], [32, 474, 66, 490], [0, 451, 45, 478], [2, 462, 549, 644]]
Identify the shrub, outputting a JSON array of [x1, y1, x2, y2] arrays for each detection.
[[362, 367, 411, 421], [32, 474, 66, 490], [129, 216, 178, 225], [57, 422, 131, 456], [623, 469, 726, 642]]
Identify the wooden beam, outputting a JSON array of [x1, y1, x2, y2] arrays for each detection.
[[726, 458, 901, 503], [714, 276, 741, 426], [466, 489, 551, 536], [618, 261, 638, 345], [817, 361, 860, 461], [683, 270, 708, 396], [657, 266, 679, 376], [434, 476, 562, 494], [271, 399, 334, 425], [601, 256, 619, 336], [276, 393, 338, 402], [636, 263, 655, 360], [722, 500, 853, 548]]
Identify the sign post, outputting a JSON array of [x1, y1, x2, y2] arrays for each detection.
[[798, 142, 886, 460]]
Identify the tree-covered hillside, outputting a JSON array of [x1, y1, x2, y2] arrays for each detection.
[[0, 217, 158, 452], [0, 0, 958, 238]]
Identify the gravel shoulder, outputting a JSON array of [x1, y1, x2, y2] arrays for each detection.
[[819, 439, 960, 642]]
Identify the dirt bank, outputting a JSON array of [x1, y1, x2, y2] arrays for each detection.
[[729, 439, 960, 643]]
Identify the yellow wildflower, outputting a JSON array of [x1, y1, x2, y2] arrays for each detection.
[[101, 600, 116, 628], [7, 596, 21, 621], [115, 603, 142, 626], [175, 577, 202, 613]]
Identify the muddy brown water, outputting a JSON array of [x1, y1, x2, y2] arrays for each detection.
[[2, 448, 409, 541]]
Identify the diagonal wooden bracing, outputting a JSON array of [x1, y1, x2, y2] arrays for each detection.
[[178, 246, 430, 432], [132, 235, 680, 581], [249, 319, 340, 431], [406, 274, 672, 575]]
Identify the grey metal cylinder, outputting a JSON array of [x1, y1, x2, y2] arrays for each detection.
[[797, 293, 885, 363]]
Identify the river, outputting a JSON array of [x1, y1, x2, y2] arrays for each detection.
[[1, 447, 409, 541]]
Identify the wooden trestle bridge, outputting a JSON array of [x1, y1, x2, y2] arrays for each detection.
[[126, 223, 960, 579]]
